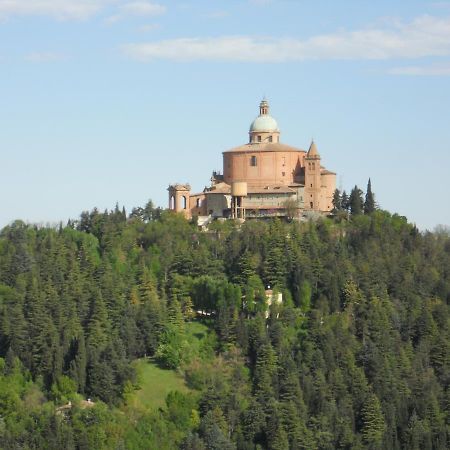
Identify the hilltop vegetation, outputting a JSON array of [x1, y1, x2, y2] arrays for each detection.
[[0, 202, 449, 449]]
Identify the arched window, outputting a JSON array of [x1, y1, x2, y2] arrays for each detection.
[[182, 195, 187, 210], [250, 156, 257, 167], [196, 198, 202, 207], [170, 195, 175, 210]]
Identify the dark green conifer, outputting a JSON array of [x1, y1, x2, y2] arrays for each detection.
[[364, 178, 376, 214]]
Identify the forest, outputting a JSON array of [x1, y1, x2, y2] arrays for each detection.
[[0, 189, 449, 449]]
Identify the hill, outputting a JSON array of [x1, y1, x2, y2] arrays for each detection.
[[0, 206, 449, 449]]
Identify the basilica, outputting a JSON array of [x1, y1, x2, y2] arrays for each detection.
[[168, 99, 336, 221]]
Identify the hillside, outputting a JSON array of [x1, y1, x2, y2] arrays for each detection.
[[0, 205, 449, 449]]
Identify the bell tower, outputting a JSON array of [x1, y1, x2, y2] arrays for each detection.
[[304, 140, 321, 211], [168, 184, 191, 219]]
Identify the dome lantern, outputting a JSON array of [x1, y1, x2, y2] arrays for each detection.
[[260, 98, 269, 115]]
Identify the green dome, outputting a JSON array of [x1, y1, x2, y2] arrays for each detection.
[[249, 114, 279, 133]]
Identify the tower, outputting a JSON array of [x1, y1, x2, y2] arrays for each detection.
[[168, 184, 191, 218], [304, 140, 321, 211]]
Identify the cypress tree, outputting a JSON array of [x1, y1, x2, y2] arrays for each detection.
[[364, 178, 376, 214]]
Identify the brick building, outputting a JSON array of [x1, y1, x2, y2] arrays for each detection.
[[168, 99, 336, 221]]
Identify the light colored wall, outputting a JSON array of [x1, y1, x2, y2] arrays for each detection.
[[249, 131, 280, 143], [243, 192, 297, 208], [206, 194, 231, 217]]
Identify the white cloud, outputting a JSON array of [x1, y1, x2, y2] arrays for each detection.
[[103, 2, 166, 25], [0, 1, 166, 21], [120, 1, 165, 16], [388, 63, 450, 75], [25, 51, 66, 62], [0, 0, 107, 21], [121, 15, 450, 62]]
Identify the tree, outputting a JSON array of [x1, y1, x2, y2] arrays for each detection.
[[341, 190, 349, 211], [361, 393, 386, 449], [332, 189, 342, 213], [364, 178, 376, 214], [282, 198, 299, 221], [299, 280, 312, 313], [349, 185, 364, 215]]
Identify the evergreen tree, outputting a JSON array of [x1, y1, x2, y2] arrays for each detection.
[[361, 393, 386, 449], [349, 185, 364, 215], [341, 190, 350, 211], [332, 188, 342, 213], [364, 178, 376, 214]]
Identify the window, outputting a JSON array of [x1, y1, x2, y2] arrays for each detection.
[[282, 172, 285, 176], [268, 136, 273, 142], [196, 198, 202, 207], [257, 135, 262, 142], [250, 156, 257, 166], [310, 202, 313, 208], [182, 196, 187, 210], [310, 184, 313, 188]]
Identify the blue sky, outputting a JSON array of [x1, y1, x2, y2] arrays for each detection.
[[1, 0, 450, 230]]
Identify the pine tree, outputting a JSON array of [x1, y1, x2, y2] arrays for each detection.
[[362, 393, 386, 448], [364, 178, 376, 214]]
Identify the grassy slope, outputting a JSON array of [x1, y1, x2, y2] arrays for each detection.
[[129, 321, 209, 412], [129, 359, 189, 411]]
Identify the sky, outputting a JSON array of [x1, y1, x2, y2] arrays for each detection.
[[1, 0, 450, 230]]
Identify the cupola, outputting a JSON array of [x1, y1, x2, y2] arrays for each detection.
[[249, 98, 280, 144]]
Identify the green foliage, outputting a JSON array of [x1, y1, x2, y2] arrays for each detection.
[[364, 178, 376, 214], [362, 393, 386, 448], [0, 202, 449, 449], [349, 185, 364, 215]]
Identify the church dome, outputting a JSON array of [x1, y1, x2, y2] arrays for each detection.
[[249, 114, 279, 133], [249, 99, 280, 133]]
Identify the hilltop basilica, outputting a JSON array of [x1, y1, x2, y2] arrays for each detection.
[[168, 99, 336, 221]]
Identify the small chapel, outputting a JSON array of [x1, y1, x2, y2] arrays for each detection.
[[168, 99, 336, 221]]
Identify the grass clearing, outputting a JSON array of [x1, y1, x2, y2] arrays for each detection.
[[128, 321, 210, 412], [129, 359, 190, 411], [185, 321, 209, 348]]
